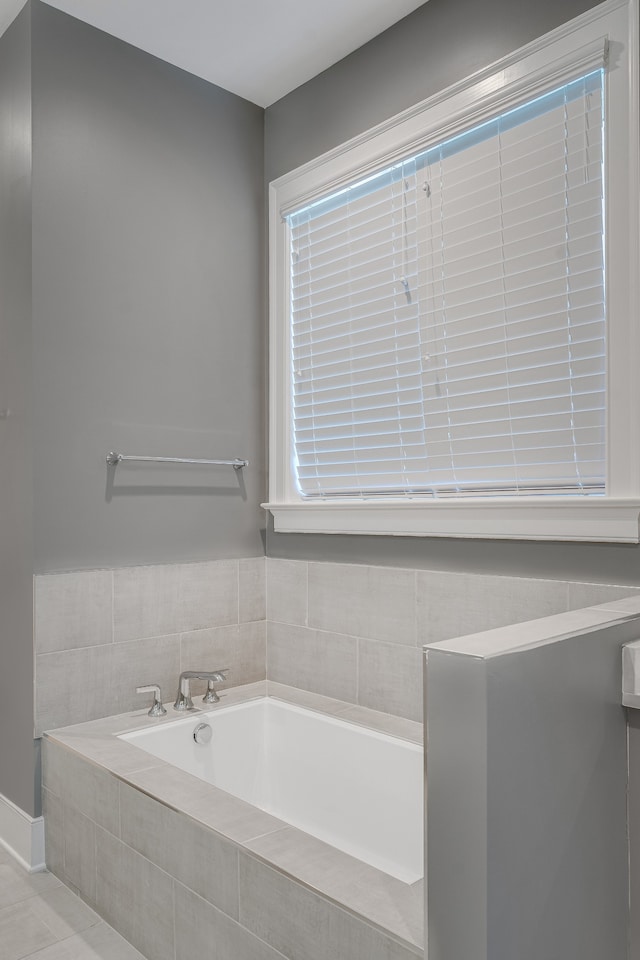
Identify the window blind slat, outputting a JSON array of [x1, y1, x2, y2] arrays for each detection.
[[417, 146, 602, 226], [292, 204, 601, 291], [292, 289, 604, 361]]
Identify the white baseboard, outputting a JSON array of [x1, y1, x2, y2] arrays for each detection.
[[0, 793, 45, 872]]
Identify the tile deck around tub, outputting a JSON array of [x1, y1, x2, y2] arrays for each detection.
[[42, 681, 424, 954]]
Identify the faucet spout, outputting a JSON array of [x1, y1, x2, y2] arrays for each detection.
[[173, 669, 228, 711]]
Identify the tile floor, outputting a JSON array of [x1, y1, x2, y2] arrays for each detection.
[[0, 845, 143, 960]]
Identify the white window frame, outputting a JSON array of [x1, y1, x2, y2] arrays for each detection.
[[265, 0, 640, 542]]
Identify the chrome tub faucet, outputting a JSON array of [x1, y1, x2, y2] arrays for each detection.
[[173, 669, 228, 711]]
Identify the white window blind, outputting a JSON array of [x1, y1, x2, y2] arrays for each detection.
[[287, 71, 605, 499]]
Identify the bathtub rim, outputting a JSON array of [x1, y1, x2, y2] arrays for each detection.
[[114, 687, 423, 745], [41, 679, 424, 953]]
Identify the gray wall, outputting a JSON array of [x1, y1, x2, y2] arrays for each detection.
[[265, 0, 603, 183], [0, 0, 268, 815], [426, 617, 636, 960], [0, 5, 38, 817], [31, 1, 266, 573], [262, 0, 636, 585]]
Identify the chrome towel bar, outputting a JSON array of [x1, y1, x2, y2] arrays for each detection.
[[106, 452, 248, 470]]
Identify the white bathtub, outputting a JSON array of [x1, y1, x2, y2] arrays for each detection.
[[120, 696, 423, 883]]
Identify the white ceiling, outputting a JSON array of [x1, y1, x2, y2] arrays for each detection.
[[1, 0, 428, 107]]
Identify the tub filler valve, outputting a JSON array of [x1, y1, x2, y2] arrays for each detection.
[[173, 669, 229, 711]]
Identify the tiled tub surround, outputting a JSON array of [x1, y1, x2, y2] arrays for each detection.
[[42, 681, 423, 960], [41, 601, 640, 960], [266, 559, 640, 723], [35, 558, 266, 734], [35, 555, 640, 735]]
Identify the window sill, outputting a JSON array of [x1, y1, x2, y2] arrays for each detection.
[[263, 498, 640, 543]]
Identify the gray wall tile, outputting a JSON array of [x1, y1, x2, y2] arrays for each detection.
[[35, 570, 113, 654], [119, 782, 239, 919], [337, 704, 422, 743], [244, 827, 423, 948], [113, 560, 238, 642], [174, 881, 287, 960], [95, 827, 175, 960], [36, 635, 181, 733], [416, 570, 568, 645], [567, 581, 640, 610], [267, 621, 357, 703], [63, 808, 96, 904], [238, 854, 420, 960], [358, 639, 423, 722], [308, 562, 416, 645], [42, 740, 119, 836], [180, 622, 266, 696], [42, 787, 64, 880], [37, 646, 113, 733], [240, 557, 266, 623], [126, 765, 286, 845], [266, 559, 307, 626], [41, 740, 64, 798], [108, 635, 181, 717], [34, 558, 267, 732]]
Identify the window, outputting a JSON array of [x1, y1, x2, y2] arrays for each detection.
[[267, 0, 640, 542], [289, 73, 605, 500]]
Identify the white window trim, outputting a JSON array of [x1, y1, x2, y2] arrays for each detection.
[[265, 0, 640, 542]]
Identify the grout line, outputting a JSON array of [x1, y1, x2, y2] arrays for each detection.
[[304, 561, 309, 627], [172, 878, 177, 960], [236, 848, 241, 924], [110, 570, 115, 645], [60, 801, 67, 878], [36, 630, 181, 658], [236, 560, 241, 626], [93, 813, 98, 909], [265, 617, 270, 682], [242, 825, 290, 846], [269, 617, 416, 648]]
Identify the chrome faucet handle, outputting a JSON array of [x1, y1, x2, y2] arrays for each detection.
[[202, 668, 229, 704], [136, 684, 167, 717]]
